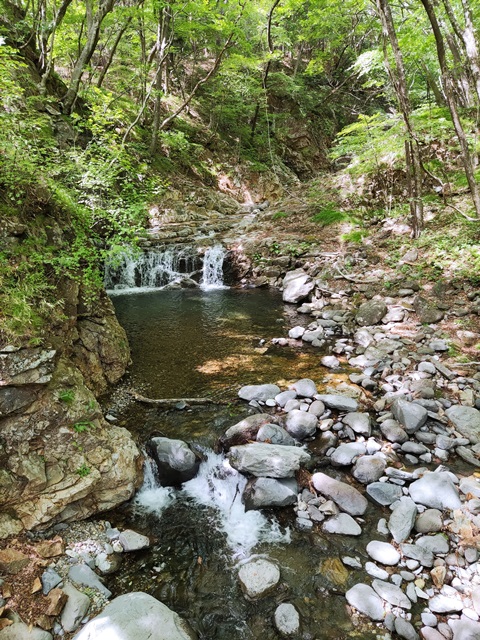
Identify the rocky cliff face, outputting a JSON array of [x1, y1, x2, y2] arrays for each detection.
[[0, 216, 142, 539]]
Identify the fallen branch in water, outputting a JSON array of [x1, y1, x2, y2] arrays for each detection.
[[127, 389, 227, 406]]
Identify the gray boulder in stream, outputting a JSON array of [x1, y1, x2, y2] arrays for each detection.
[[243, 477, 298, 509], [228, 443, 310, 478], [149, 437, 200, 486], [282, 269, 314, 303], [73, 592, 197, 640]]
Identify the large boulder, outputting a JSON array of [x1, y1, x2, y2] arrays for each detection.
[[229, 443, 310, 478], [409, 472, 461, 510], [445, 405, 480, 444], [413, 296, 444, 324], [284, 410, 318, 440], [345, 584, 385, 621], [355, 301, 387, 327], [243, 477, 298, 509], [312, 472, 368, 516], [73, 592, 196, 640], [256, 424, 296, 446], [238, 384, 281, 402], [282, 270, 314, 304], [391, 399, 428, 434], [0, 624, 52, 640], [149, 437, 200, 486], [220, 414, 276, 450], [315, 395, 358, 412], [238, 558, 280, 599]]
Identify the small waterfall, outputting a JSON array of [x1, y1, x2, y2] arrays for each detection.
[[133, 450, 289, 558], [104, 246, 201, 293], [201, 245, 227, 290], [134, 457, 176, 515]]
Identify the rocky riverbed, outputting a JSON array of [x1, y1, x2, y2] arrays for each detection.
[[2, 258, 480, 640]]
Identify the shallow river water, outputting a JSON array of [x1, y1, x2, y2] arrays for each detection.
[[103, 287, 388, 640]]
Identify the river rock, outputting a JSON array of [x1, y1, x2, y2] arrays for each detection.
[[238, 558, 280, 599], [275, 390, 297, 407], [379, 419, 409, 444], [284, 410, 318, 440], [352, 456, 386, 484], [243, 477, 298, 509], [229, 443, 310, 478], [416, 534, 449, 554], [290, 378, 317, 398], [449, 618, 480, 639], [256, 424, 296, 446], [149, 437, 200, 486], [392, 399, 428, 433], [41, 567, 63, 595], [312, 472, 368, 516], [366, 541, 400, 566], [274, 603, 300, 636], [445, 405, 480, 443], [400, 543, 434, 568], [73, 592, 196, 640], [68, 564, 112, 598], [342, 412, 371, 436], [118, 529, 151, 552], [415, 509, 443, 533], [0, 623, 52, 640], [221, 414, 275, 449], [345, 583, 385, 621], [366, 482, 403, 506], [282, 270, 315, 304], [355, 300, 387, 326], [308, 400, 325, 416], [409, 472, 461, 510], [315, 395, 358, 412], [322, 513, 362, 536], [388, 497, 417, 543], [429, 594, 464, 613], [0, 549, 30, 574], [394, 617, 420, 640], [413, 296, 444, 324], [238, 384, 281, 402], [372, 579, 411, 609], [331, 442, 366, 466], [61, 582, 91, 633]]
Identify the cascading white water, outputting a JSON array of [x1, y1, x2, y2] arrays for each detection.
[[105, 246, 200, 293], [134, 457, 176, 515], [134, 450, 289, 558], [201, 245, 227, 290]]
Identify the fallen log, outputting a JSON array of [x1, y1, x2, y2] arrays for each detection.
[[127, 389, 227, 407]]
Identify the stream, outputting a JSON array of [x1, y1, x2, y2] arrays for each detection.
[[100, 247, 386, 639]]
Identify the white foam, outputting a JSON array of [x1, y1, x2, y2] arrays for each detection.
[[182, 450, 290, 557], [134, 458, 176, 515]]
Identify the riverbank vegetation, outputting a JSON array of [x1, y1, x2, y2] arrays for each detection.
[[2, 0, 480, 342]]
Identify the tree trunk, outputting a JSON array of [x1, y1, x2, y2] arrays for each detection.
[[421, 0, 480, 218], [150, 6, 172, 155], [96, 16, 132, 88], [376, 0, 424, 236], [420, 61, 445, 106], [62, 0, 115, 114]]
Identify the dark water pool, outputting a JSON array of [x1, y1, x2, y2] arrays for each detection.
[[111, 288, 324, 399]]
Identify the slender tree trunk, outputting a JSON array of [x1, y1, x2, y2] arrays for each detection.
[[376, 0, 424, 236], [96, 16, 132, 88], [150, 6, 172, 155], [445, 32, 472, 107], [421, 0, 480, 218], [420, 61, 445, 106], [251, 0, 281, 143], [62, 0, 115, 114]]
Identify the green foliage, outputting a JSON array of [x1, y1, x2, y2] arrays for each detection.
[[73, 421, 95, 433], [310, 206, 348, 226], [76, 463, 91, 477], [341, 229, 368, 243], [58, 389, 76, 404], [272, 211, 289, 220]]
